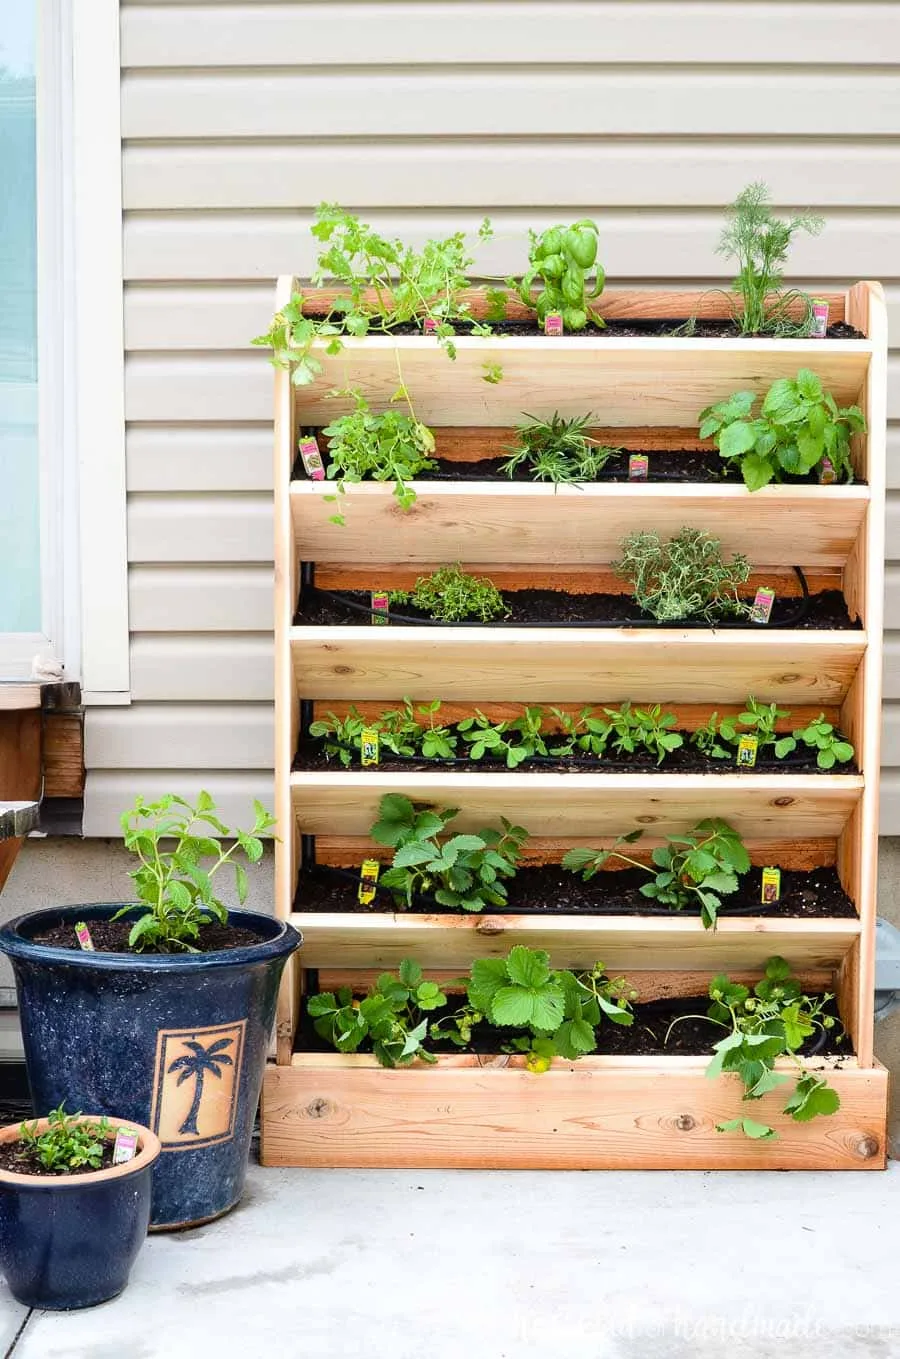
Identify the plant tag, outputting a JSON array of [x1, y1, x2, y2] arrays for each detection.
[[423, 317, 439, 335], [628, 453, 649, 481], [736, 735, 758, 768], [818, 456, 837, 485], [112, 1127, 139, 1164], [299, 436, 325, 481], [371, 591, 390, 625], [358, 858, 380, 906], [761, 866, 782, 904], [74, 921, 94, 951], [750, 588, 775, 625], [811, 299, 829, 339], [544, 313, 563, 336], [361, 728, 380, 766]]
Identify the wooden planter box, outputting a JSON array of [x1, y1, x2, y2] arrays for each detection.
[[264, 280, 889, 1169]]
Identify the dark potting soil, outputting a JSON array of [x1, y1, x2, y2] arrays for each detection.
[[296, 733, 855, 778], [29, 918, 263, 954], [0, 1138, 117, 1178], [294, 863, 856, 921], [321, 317, 864, 342], [296, 992, 848, 1060], [294, 587, 854, 631]]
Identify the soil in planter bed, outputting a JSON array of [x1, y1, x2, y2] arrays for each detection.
[[310, 316, 864, 342], [296, 992, 848, 1060], [295, 863, 856, 921], [0, 1139, 117, 1177], [296, 733, 856, 777], [29, 919, 263, 954], [295, 587, 855, 631]]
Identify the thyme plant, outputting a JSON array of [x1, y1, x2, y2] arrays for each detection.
[[614, 527, 751, 623]]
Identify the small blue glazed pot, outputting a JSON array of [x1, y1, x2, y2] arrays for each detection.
[[0, 1116, 161, 1309], [0, 906, 301, 1231]]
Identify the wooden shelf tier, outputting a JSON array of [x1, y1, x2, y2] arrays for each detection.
[[267, 280, 888, 1167]]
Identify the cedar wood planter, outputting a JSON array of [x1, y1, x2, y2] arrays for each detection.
[[262, 280, 888, 1170]]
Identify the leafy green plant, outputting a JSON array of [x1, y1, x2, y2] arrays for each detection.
[[508, 221, 605, 332], [252, 204, 494, 383], [390, 564, 508, 623], [548, 706, 611, 759], [699, 370, 865, 492], [115, 792, 275, 952], [600, 702, 683, 765], [716, 182, 823, 337], [499, 413, 618, 484], [308, 960, 447, 1067], [17, 1105, 111, 1174], [458, 707, 550, 769], [414, 699, 459, 759], [563, 819, 751, 930], [371, 793, 527, 913], [690, 711, 735, 762], [776, 714, 855, 771], [308, 706, 368, 767], [614, 527, 751, 623], [672, 958, 842, 1140], [320, 386, 436, 524]]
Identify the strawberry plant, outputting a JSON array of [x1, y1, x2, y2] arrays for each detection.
[[390, 564, 508, 623], [307, 959, 448, 1067], [563, 819, 751, 930], [508, 221, 605, 332], [614, 527, 751, 623], [699, 370, 865, 492]]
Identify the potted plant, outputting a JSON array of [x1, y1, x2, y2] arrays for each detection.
[[0, 1105, 160, 1308], [0, 794, 300, 1230]]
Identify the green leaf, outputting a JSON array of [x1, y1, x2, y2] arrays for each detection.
[[716, 1117, 776, 1140], [784, 1073, 840, 1122], [505, 946, 551, 989], [490, 986, 537, 1027], [742, 453, 775, 492], [719, 421, 757, 458], [399, 959, 422, 988]]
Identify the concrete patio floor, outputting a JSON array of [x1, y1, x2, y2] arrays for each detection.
[[3, 1161, 900, 1359]]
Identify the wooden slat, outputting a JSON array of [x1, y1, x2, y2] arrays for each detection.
[[290, 335, 870, 428], [0, 711, 42, 893], [291, 627, 866, 704], [314, 564, 838, 596], [290, 912, 860, 972], [43, 713, 84, 799], [261, 1057, 887, 1170], [290, 770, 862, 839], [294, 483, 869, 570]]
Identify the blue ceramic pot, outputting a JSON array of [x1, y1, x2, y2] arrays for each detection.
[[0, 906, 301, 1230], [0, 1116, 160, 1309]]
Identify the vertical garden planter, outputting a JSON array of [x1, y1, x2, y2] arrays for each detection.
[[261, 280, 888, 1170]]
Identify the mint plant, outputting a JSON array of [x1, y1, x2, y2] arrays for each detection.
[[614, 527, 751, 623], [699, 370, 865, 491], [371, 793, 527, 913], [716, 182, 823, 337], [390, 564, 508, 623], [252, 204, 494, 383], [308, 960, 448, 1067], [17, 1105, 112, 1174], [115, 792, 275, 952], [499, 413, 618, 484], [563, 819, 751, 930], [508, 221, 605, 332], [670, 958, 842, 1140], [320, 386, 436, 524]]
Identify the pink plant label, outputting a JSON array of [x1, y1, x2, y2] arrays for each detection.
[[371, 591, 390, 625], [749, 588, 775, 625], [628, 454, 649, 481], [299, 437, 325, 481], [423, 317, 439, 335], [74, 921, 94, 951], [544, 313, 563, 337], [818, 456, 837, 485], [811, 300, 829, 339], [112, 1127, 139, 1164]]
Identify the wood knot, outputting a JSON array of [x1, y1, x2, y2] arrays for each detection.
[[636, 815, 658, 825], [306, 1098, 332, 1119], [776, 674, 800, 683], [333, 665, 353, 675], [675, 1114, 696, 1132], [476, 918, 505, 935], [852, 1134, 880, 1161], [773, 796, 795, 807]]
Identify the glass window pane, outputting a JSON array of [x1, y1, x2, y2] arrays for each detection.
[[0, 7, 40, 632]]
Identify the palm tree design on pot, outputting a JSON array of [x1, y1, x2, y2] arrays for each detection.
[[167, 1037, 235, 1137]]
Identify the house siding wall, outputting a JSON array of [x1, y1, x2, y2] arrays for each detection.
[[86, 0, 900, 832]]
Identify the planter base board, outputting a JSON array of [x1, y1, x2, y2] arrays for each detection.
[[260, 1056, 888, 1171]]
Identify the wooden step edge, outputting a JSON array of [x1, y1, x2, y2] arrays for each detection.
[[290, 479, 872, 503], [290, 770, 865, 794], [308, 334, 875, 357], [289, 912, 862, 936], [287, 1050, 868, 1073], [289, 625, 870, 648]]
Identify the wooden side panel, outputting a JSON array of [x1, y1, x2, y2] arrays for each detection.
[[289, 912, 861, 972], [290, 770, 862, 839], [291, 629, 866, 704], [0, 710, 42, 893], [292, 482, 869, 568], [261, 1057, 886, 1170]]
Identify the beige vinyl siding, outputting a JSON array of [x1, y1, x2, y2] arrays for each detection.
[[87, 0, 900, 833]]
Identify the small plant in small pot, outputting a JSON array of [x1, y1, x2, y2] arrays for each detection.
[[0, 793, 300, 1231], [0, 1105, 161, 1309]]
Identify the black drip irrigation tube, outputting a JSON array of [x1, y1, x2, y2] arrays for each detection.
[[303, 861, 799, 920], [303, 567, 812, 630]]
